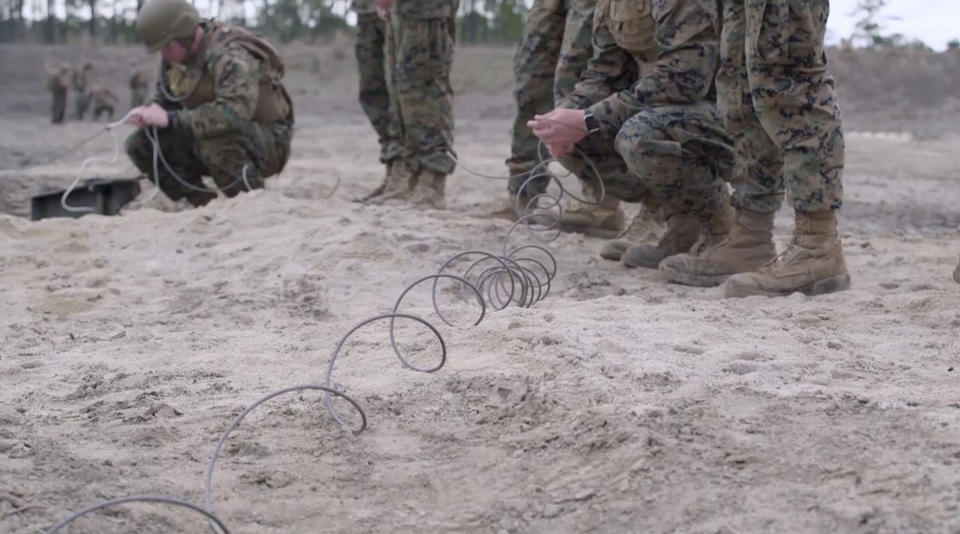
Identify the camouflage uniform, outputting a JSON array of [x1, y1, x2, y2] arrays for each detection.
[[353, 0, 390, 161], [47, 68, 69, 124], [658, 0, 848, 297], [718, 0, 844, 214], [560, 0, 733, 220], [507, 0, 596, 194], [129, 70, 150, 108], [124, 21, 294, 206], [382, 0, 457, 175], [72, 65, 92, 120], [90, 85, 119, 121]]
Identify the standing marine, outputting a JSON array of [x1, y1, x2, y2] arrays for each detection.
[[47, 64, 70, 124], [362, 0, 458, 209], [129, 68, 151, 108], [72, 63, 93, 120], [123, 0, 294, 207], [351, 0, 392, 201], [659, 0, 850, 297]]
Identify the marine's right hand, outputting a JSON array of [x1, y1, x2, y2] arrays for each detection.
[[127, 103, 169, 129], [127, 106, 148, 128]]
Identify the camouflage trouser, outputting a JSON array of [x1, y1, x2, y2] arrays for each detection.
[[383, 7, 456, 175], [131, 89, 148, 109], [125, 120, 293, 205], [51, 92, 66, 124], [718, 0, 844, 214], [557, 126, 656, 209], [74, 88, 91, 120], [355, 12, 391, 162], [560, 103, 733, 219], [507, 0, 596, 193]]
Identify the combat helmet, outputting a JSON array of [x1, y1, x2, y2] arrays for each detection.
[[136, 0, 200, 53]]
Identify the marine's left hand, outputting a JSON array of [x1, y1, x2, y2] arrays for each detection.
[[528, 108, 588, 158], [128, 103, 169, 129]]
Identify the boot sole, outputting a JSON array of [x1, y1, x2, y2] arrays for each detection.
[[622, 256, 662, 270], [600, 241, 629, 262], [659, 266, 731, 288], [724, 273, 852, 298]]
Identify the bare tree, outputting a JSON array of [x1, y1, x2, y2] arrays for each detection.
[[86, 0, 95, 36], [850, 0, 899, 48]]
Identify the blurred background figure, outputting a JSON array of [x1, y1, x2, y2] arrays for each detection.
[[90, 83, 119, 121], [47, 63, 70, 124], [129, 67, 150, 108], [72, 62, 93, 120]]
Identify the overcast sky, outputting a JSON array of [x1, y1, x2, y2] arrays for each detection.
[[826, 0, 960, 50]]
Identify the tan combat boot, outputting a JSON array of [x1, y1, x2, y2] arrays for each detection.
[[600, 205, 664, 261], [622, 213, 700, 269], [659, 208, 776, 287], [364, 160, 416, 205], [558, 182, 625, 238], [406, 168, 447, 210], [723, 210, 850, 298]]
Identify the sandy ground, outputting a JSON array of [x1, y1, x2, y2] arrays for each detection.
[[2, 47, 960, 533]]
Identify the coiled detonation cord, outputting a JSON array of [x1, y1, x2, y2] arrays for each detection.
[[446, 120, 609, 252], [44, 251, 556, 533], [43, 119, 604, 534]]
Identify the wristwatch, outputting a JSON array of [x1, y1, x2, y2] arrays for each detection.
[[583, 109, 599, 133]]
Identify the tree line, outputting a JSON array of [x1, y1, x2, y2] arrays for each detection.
[[0, 0, 528, 44], [1, 0, 956, 50]]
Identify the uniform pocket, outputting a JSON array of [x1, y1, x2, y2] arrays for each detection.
[[608, 0, 656, 55], [750, 0, 791, 64]]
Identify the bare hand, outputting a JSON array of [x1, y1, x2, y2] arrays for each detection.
[[128, 103, 169, 129], [528, 108, 588, 158]]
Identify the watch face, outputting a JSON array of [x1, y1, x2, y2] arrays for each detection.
[[584, 112, 598, 132]]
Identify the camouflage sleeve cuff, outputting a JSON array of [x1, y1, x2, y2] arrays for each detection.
[[167, 110, 190, 131], [558, 96, 591, 111], [587, 91, 642, 138]]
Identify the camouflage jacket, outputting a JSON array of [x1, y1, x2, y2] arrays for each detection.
[[565, 0, 656, 109], [90, 86, 119, 106], [395, 0, 457, 19], [158, 21, 291, 138], [583, 0, 720, 136]]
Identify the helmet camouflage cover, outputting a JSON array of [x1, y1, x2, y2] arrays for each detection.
[[136, 0, 200, 53]]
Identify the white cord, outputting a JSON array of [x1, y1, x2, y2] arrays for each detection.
[[60, 110, 141, 213], [60, 111, 252, 213]]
